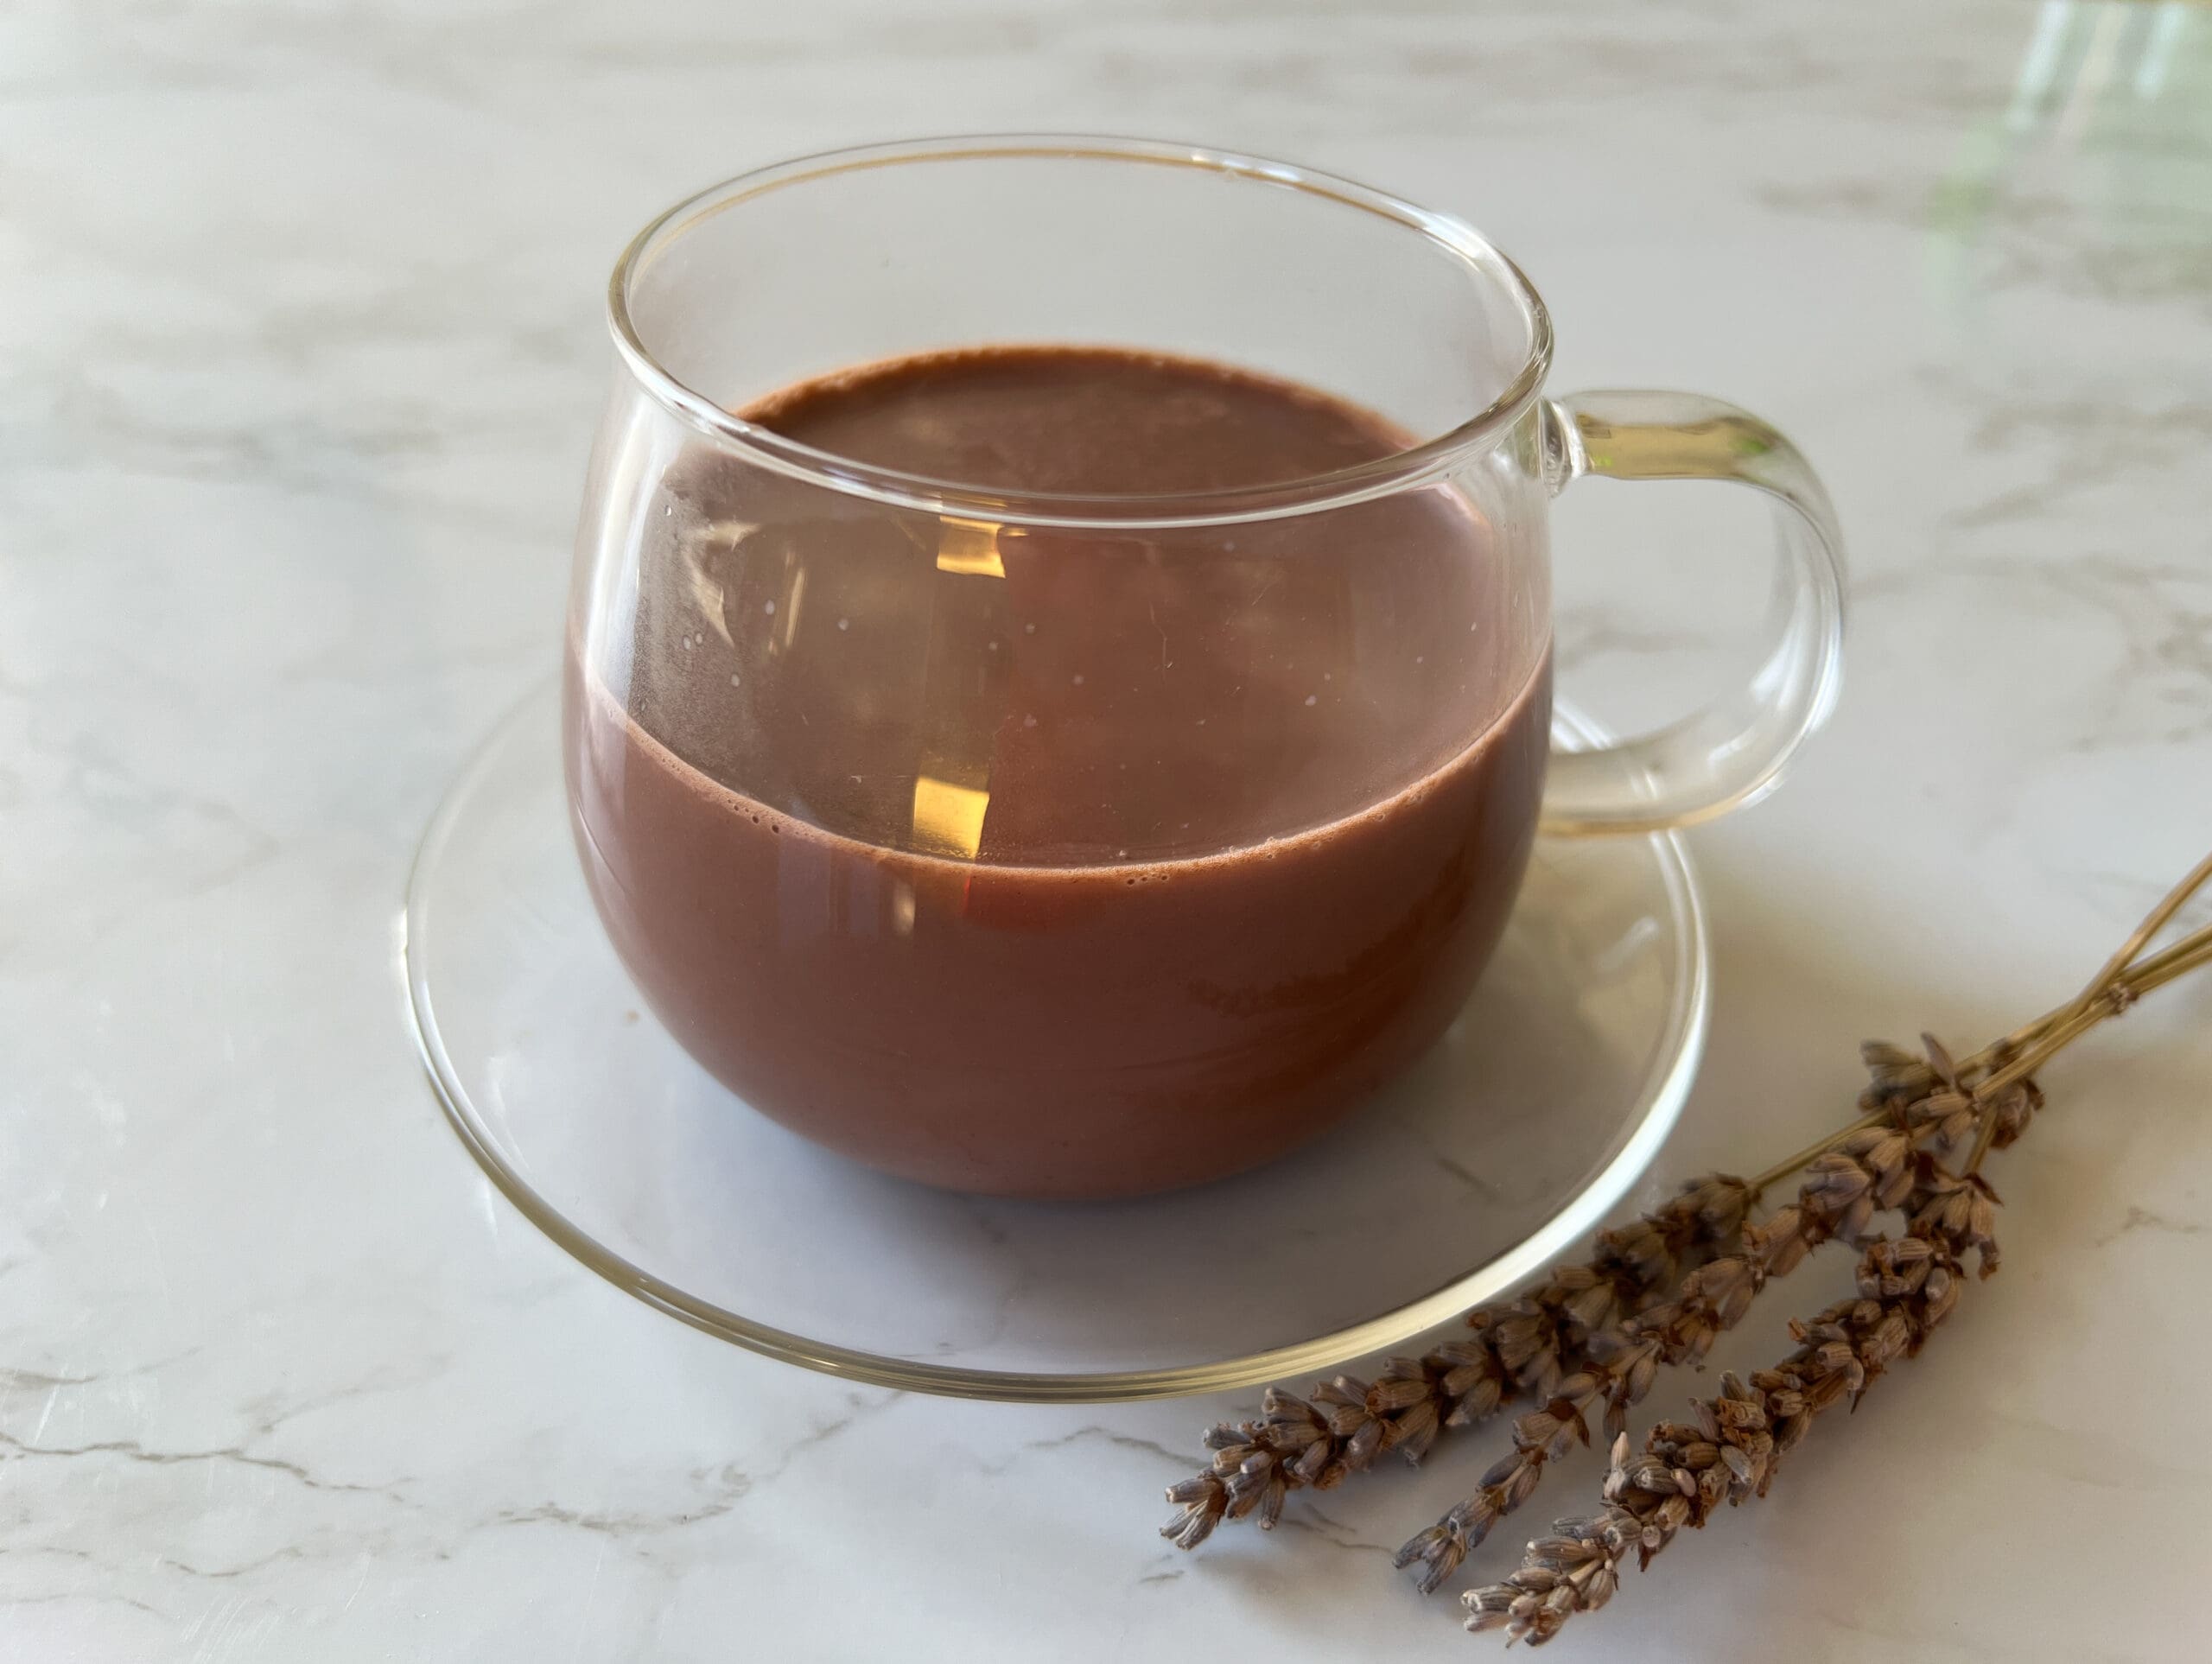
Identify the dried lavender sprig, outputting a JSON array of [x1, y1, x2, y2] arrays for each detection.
[[1402, 1048, 2051, 1594], [1392, 1113, 1924, 1593], [1420, 868, 2209, 1593], [1461, 855, 2212, 1643], [1166, 851, 2209, 1565], [1159, 1176, 1753, 1550], [1166, 1066, 1980, 1559], [1465, 1191, 1986, 1645], [1399, 1016, 2068, 1597]]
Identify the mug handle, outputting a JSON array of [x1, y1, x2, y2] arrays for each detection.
[[1537, 391, 1847, 836]]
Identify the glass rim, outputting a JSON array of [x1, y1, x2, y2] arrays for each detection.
[[606, 134, 1556, 530]]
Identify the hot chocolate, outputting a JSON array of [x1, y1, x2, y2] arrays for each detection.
[[566, 347, 1551, 1197]]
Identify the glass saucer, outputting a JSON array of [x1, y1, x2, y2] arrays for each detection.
[[403, 684, 1707, 1403]]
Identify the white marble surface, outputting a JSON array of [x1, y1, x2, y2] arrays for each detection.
[[6, 1, 2211, 1657]]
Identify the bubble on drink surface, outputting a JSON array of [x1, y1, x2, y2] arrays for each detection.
[[1072, 674, 1084, 686], [765, 600, 776, 615], [1024, 714, 1038, 727], [1025, 622, 1036, 634], [837, 618, 849, 632], [1305, 694, 1317, 707], [729, 673, 741, 687]]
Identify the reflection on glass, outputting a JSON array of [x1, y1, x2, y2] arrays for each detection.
[[933, 518, 1007, 579], [910, 772, 991, 859]]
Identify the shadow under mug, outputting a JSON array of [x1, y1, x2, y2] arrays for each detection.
[[564, 137, 1846, 1199]]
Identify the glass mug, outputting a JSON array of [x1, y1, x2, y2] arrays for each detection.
[[565, 137, 1845, 1200]]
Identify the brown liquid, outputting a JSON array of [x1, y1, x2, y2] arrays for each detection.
[[567, 348, 1551, 1197]]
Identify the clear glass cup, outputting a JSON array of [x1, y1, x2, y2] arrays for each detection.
[[564, 137, 1845, 1200]]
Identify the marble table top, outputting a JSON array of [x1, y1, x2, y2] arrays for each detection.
[[7, 0, 2209, 1657]]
